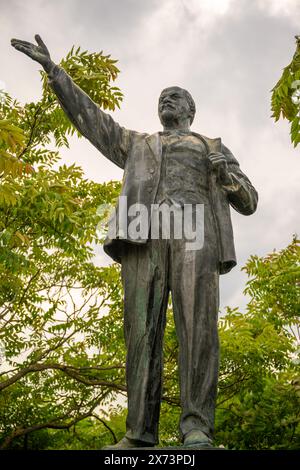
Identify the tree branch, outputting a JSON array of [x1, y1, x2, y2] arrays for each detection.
[[0, 407, 95, 449], [92, 414, 117, 444], [0, 362, 126, 392]]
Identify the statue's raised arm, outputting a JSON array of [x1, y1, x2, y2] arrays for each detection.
[[11, 35, 131, 169]]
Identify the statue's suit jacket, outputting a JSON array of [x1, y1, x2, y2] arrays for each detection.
[[48, 65, 258, 274]]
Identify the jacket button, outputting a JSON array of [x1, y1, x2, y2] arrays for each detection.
[[147, 187, 153, 193], [149, 168, 155, 174]]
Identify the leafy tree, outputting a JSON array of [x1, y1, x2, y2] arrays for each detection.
[[215, 237, 300, 449], [271, 35, 300, 147], [0, 46, 126, 449]]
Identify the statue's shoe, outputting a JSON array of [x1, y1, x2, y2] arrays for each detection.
[[183, 430, 213, 448], [102, 436, 155, 450]]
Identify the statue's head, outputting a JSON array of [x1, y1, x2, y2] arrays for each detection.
[[158, 86, 196, 127]]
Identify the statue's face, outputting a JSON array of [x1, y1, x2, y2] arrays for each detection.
[[158, 87, 191, 126]]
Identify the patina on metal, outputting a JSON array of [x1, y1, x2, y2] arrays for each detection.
[[11, 35, 258, 450]]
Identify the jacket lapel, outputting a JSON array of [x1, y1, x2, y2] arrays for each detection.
[[190, 132, 222, 155], [146, 132, 162, 164]]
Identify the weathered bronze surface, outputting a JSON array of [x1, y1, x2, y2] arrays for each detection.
[[11, 35, 258, 449]]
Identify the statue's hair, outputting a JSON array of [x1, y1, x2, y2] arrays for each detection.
[[182, 89, 196, 125]]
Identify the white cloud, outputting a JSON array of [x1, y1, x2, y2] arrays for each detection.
[[182, 0, 234, 19], [258, 0, 300, 18]]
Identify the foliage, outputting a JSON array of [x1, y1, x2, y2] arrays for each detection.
[[0, 46, 125, 449], [216, 374, 300, 450], [271, 35, 300, 147], [0, 46, 123, 181], [45, 409, 127, 451], [57, 47, 123, 111], [244, 236, 300, 327], [215, 238, 300, 449]]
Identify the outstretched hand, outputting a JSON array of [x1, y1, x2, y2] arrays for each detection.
[[11, 34, 53, 72]]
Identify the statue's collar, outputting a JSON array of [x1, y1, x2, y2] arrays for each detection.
[[159, 130, 191, 136]]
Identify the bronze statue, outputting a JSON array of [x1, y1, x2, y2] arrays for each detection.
[[11, 35, 258, 449]]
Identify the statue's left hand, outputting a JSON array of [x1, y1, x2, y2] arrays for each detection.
[[11, 35, 54, 73], [208, 152, 233, 186]]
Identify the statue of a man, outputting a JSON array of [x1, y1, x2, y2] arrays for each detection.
[[11, 35, 258, 449]]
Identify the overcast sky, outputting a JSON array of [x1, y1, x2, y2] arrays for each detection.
[[1, 0, 300, 311]]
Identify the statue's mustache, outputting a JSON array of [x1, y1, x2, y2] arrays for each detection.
[[160, 103, 176, 111]]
